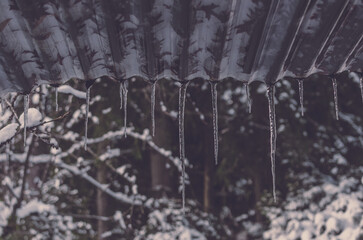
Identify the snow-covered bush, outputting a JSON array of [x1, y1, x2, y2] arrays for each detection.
[[263, 166, 363, 240], [135, 199, 230, 240]]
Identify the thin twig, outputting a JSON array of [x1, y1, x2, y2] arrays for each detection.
[[2, 135, 35, 237], [4, 183, 19, 200], [5, 100, 20, 125]]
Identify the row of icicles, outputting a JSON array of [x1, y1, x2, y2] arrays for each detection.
[[14, 73, 363, 213]]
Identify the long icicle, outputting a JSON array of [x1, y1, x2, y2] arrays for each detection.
[[151, 82, 156, 137], [210, 82, 219, 165], [0, 98, 4, 115], [122, 81, 128, 138], [298, 79, 304, 116], [119, 82, 123, 110], [55, 86, 59, 112], [245, 83, 252, 113], [178, 82, 188, 214], [359, 73, 363, 105], [40, 85, 46, 114], [24, 94, 29, 147], [84, 87, 90, 150], [267, 85, 277, 202], [331, 77, 339, 120]]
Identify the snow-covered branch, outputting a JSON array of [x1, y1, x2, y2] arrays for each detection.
[[55, 160, 145, 206]]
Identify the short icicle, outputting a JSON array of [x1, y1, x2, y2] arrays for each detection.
[[331, 77, 339, 120], [178, 82, 188, 214], [245, 83, 252, 113], [359, 73, 363, 105], [122, 81, 128, 138], [84, 87, 90, 151], [210, 82, 219, 165], [151, 82, 156, 137], [24, 94, 29, 147], [298, 79, 304, 116], [267, 85, 277, 202], [55, 87, 59, 112]]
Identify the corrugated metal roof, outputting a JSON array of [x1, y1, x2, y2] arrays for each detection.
[[0, 0, 362, 96]]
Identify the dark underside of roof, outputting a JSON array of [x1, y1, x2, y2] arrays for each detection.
[[0, 0, 362, 97]]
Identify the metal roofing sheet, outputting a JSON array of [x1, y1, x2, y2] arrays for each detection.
[[0, 0, 362, 96]]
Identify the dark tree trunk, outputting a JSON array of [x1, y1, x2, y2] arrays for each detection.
[[203, 124, 213, 212], [150, 90, 173, 197], [252, 169, 262, 222], [97, 163, 108, 240], [95, 138, 111, 239]]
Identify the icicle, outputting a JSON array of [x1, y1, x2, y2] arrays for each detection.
[[178, 82, 188, 214], [359, 73, 363, 105], [210, 82, 219, 165], [1, 95, 9, 115], [122, 81, 128, 138], [331, 77, 339, 120], [267, 85, 277, 202], [298, 79, 304, 116], [6, 139, 11, 164], [151, 82, 156, 137], [84, 87, 90, 150], [0, 98, 4, 115], [55, 87, 59, 112], [119, 82, 123, 110], [24, 94, 29, 147], [245, 83, 252, 113], [40, 85, 46, 114]]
